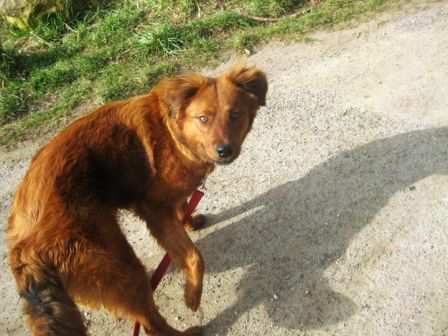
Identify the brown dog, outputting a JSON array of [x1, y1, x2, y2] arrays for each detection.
[[7, 63, 267, 335]]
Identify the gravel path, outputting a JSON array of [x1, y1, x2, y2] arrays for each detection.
[[1, 2, 448, 335]]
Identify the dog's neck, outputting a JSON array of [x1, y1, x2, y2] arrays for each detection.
[[165, 117, 196, 161], [163, 114, 214, 176]]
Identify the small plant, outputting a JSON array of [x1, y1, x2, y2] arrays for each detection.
[[138, 24, 187, 56]]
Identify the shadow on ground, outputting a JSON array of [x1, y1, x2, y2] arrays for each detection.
[[198, 127, 448, 333]]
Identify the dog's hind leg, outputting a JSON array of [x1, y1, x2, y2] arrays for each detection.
[[10, 244, 87, 336], [66, 228, 203, 336]]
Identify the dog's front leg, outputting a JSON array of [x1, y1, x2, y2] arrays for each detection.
[[176, 200, 206, 231], [136, 203, 204, 311]]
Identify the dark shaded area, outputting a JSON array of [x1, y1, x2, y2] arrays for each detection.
[[198, 127, 448, 333]]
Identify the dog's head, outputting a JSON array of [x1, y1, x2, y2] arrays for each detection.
[[156, 62, 268, 165]]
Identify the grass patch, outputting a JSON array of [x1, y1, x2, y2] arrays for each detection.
[[248, 0, 306, 17], [0, 0, 392, 147]]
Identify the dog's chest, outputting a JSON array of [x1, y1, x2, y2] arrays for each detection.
[[150, 155, 205, 201]]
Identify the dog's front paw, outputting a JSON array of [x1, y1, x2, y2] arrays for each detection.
[[184, 214, 206, 231], [182, 326, 203, 336], [184, 281, 202, 311]]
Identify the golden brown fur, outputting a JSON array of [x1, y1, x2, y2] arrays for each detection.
[[7, 63, 267, 335]]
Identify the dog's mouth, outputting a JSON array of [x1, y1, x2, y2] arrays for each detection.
[[215, 158, 234, 165], [213, 153, 239, 165]]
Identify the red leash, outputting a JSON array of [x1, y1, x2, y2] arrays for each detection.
[[133, 190, 204, 336]]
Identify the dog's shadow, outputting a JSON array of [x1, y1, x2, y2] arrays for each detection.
[[196, 127, 448, 333]]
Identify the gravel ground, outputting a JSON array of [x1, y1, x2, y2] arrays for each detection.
[[1, 2, 448, 335]]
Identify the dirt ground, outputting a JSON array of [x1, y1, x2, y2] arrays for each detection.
[[1, 2, 448, 335]]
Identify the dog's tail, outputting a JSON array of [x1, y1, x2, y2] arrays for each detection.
[[10, 244, 87, 336]]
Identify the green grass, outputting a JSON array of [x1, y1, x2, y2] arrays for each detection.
[[0, 0, 392, 147]]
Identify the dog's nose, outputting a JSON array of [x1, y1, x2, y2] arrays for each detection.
[[216, 144, 233, 158]]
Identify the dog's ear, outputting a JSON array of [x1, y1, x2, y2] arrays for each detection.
[[156, 73, 208, 118], [225, 62, 268, 106]]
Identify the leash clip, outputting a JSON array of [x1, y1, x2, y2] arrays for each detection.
[[199, 177, 207, 192]]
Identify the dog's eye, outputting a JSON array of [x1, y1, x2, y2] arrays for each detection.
[[198, 116, 208, 124], [230, 111, 241, 120]]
